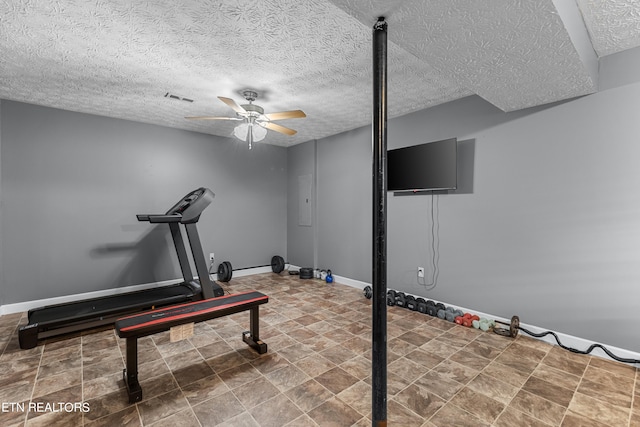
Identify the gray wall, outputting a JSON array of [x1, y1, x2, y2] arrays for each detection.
[[290, 46, 640, 352], [0, 101, 287, 304], [316, 127, 372, 279], [286, 140, 316, 268]]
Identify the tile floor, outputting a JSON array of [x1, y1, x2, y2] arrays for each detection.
[[0, 272, 638, 426]]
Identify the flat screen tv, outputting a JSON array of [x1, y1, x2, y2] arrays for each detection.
[[387, 137, 457, 192]]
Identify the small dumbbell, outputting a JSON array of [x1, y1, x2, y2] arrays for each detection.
[[386, 290, 396, 306], [462, 313, 478, 327], [443, 306, 453, 321], [416, 298, 427, 314], [445, 307, 460, 322], [395, 292, 407, 308], [405, 295, 417, 310], [478, 318, 493, 332], [425, 301, 438, 316]]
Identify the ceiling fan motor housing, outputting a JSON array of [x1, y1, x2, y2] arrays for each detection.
[[240, 103, 264, 117]]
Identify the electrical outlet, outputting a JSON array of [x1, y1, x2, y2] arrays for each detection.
[[418, 267, 425, 278], [209, 253, 215, 262]]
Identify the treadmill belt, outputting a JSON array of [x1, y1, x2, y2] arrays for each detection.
[[29, 283, 197, 324]]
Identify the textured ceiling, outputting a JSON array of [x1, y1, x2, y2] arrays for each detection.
[[0, 0, 637, 147], [576, 0, 640, 57]]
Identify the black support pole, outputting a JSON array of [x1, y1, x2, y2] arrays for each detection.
[[372, 16, 388, 427]]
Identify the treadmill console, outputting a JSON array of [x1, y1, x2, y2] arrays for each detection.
[[140, 187, 215, 224]]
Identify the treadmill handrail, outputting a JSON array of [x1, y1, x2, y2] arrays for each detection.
[[146, 214, 182, 223]]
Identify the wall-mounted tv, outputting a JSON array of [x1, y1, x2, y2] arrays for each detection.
[[387, 137, 457, 192]]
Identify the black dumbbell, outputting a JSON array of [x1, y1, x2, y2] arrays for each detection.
[[386, 290, 397, 306], [416, 298, 427, 313], [395, 292, 407, 308], [405, 295, 417, 311], [425, 300, 438, 317]]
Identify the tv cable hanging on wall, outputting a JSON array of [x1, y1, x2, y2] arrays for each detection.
[[418, 192, 440, 290]]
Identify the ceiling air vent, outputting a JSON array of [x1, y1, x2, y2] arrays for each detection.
[[164, 92, 193, 103]]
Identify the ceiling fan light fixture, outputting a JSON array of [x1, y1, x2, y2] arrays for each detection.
[[233, 122, 248, 140], [233, 121, 267, 149], [252, 123, 267, 141]]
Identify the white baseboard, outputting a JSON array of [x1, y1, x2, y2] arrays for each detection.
[[335, 277, 640, 366], [333, 274, 371, 291]]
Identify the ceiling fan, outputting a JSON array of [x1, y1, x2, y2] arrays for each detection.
[[186, 90, 306, 149]]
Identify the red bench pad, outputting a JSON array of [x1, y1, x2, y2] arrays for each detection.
[[115, 291, 268, 338]]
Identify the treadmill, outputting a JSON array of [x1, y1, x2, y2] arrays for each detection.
[[19, 187, 224, 349]]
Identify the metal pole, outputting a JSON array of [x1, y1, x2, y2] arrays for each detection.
[[372, 16, 388, 427]]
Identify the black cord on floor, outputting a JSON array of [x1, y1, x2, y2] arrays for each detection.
[[518, 326, 640, 365]]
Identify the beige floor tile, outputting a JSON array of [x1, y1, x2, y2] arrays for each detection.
[[0, 273, 637, 426]]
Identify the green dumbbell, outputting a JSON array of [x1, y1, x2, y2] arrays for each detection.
[[479, 318, 491, 332]]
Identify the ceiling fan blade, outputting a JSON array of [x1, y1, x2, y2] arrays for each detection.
[[218, 96, 246, 114], [185, 116, 242, 120], [260, 121, 297, 136], [264, 110, 306, 121]]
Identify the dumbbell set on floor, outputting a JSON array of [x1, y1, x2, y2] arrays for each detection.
[[363, 287, 497, 331]]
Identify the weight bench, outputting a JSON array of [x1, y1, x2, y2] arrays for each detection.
[[114, 291, 268, 403]]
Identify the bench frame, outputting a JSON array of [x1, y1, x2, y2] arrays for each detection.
[[115, 291, 268, 403]]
